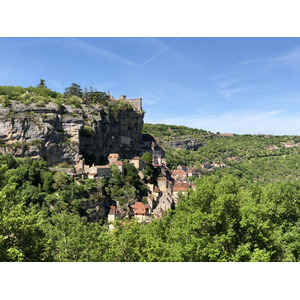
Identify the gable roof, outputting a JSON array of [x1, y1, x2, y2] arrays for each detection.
[[131, 202, 150, 215], [173, 182, 191, 192], [172, 169, 187, 176]]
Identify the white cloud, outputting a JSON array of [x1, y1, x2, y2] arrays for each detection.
[[220, 88, 246, 99]]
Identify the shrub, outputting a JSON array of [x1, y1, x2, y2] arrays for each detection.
[[79, 125, 95, 137]]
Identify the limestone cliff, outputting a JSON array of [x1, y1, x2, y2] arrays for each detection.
[[0, 101, 144, 165]]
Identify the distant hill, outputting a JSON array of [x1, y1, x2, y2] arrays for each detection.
[[143, 123, 300, 173]]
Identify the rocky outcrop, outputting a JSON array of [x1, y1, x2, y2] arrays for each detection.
[[0, 101, 144, 165], [163, 139, 204, 151]]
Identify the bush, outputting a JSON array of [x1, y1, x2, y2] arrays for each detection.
[[79, 125, 95, 137]]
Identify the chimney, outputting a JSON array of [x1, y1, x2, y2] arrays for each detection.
[[120, 95, 126, 100]]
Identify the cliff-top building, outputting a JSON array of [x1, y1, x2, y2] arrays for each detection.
[[107, 94, 143, 112]]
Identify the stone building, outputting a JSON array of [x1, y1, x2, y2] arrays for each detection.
[[171, 168, 187, 181], [172, 182, 191, 203], [88, 164, 111, 179], [139, 134, 165, 166], [129, 156, 144, 170], [107, 94, 143, 112], [153, 192, 174, 219], [157, 177, 168, 193], [131, 202, 151, 222], [108, 205, 121, 223]]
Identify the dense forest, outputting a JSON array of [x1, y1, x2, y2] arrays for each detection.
[[2, 121, 300, 261]]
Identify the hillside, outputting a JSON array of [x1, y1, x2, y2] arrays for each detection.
[[143, 124, 300, 173]]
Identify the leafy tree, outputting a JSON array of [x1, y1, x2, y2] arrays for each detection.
[[52, 172, 69, 191], [141, 152, 153, 165]]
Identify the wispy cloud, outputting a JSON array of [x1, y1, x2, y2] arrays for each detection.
[[219, 88, 246, 100], [274, 46, 300, 66], [137, 38, 181, 69], [108, 38, 181, 89], [213, 45, 300, 100], [63, 38, 138, 68]]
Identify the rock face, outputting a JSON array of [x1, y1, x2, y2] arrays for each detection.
[[163, 139, 204, 151], [0, 101, 144, 165]]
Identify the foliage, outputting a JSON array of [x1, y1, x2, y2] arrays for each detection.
[[79, 125, 95, 137], [1, 151, 300, 261], [142, 123, 210, 141], [163, 133, 300, 169], [0, 84, 129, 114], [109, 100, 133, 120], [141, 152, 153, 165], [64, 83, 83, 98]]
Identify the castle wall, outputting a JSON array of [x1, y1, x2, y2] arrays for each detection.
[[125, 98, 142, 112]]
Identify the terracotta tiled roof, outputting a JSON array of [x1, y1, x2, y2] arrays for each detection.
[[172, 169, 187, 176], [131, 202, 150, 215], [173, 182, 191, 192]]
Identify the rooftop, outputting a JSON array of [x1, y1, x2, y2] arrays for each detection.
[[95, 165, 111, 169], [173, 182, 191, 192], [131, 202, 150, 215]]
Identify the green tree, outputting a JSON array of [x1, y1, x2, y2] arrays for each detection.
[[0, 184, 46, 261], [37, 79, 47, 88], [65, 83, 83, 98], [141, 152, 153, 165], [52, 172, 69, 191]]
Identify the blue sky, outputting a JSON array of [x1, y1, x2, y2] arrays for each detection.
[[1, 37, 300, 135]]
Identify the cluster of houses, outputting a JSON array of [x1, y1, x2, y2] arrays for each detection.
[[107, 164, 200, 224]]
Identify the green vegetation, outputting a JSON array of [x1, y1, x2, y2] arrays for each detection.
[[79, 125, 95, 137], [164, 133, 299, 169], [2, 152, 300, 261], [2, 109, 300, 261], [108, 99, 134, 121], [106, 162, 148, 207], [141, 152, 153, 165], [0, 154, 153, 261], [0, 81, 131, 112], [142, 123, 211, 141]]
